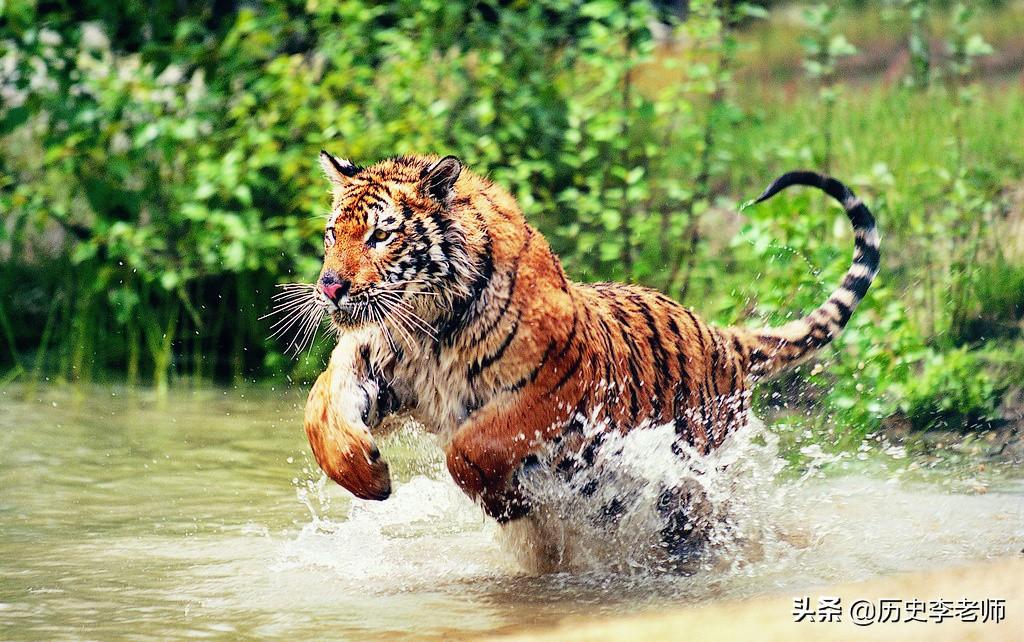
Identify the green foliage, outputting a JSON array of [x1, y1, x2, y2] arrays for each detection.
[[897, 348, 1005, 431], [1, 0, 1022, 440], [904, 0, 932, 89], [799, 3, 857, 172]]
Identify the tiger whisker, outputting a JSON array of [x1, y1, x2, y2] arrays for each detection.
[[375, 289, 434, 320], [378, 280, 442, 297], [270, 289, 318, 300], [304, 314, 327, 357], [283, 301, 321, 350], [264, 298, 319, 315], [389, 301, 438, 345], [282, 309, 314, 355], [377, 288, 441, 298], [370, 304, 399, 354], [292, 307, 325, 356], [266, 302, 320, 334], [377, 299, 418, 347], [265, 297, 320, 314], [274, 282, 318, 289], [263, 291, 318, 311], [391, 310, 430, 346], [264, 298, 315, 323], [272, 282, 315, 290], [270, 290, 320, 303], [273, 283, 318, 295], [377, 296, 437, 339]]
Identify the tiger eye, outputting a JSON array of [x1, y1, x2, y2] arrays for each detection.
[[372, 229, 390, 242]]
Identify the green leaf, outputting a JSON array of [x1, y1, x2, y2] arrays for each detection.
[[0, 106, 30, 134], [160, 271, 180, 290], [965, 34, 994, 57], [737, 3, 769, 19]]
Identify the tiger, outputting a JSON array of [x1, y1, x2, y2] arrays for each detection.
[[301, 151, 879, 540]]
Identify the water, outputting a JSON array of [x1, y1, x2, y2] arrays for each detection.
[[1, 385, 1021, 640]]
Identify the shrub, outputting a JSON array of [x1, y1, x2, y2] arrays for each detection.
[[897, 347, 1005, 431]]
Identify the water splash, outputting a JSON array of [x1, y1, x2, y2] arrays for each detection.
[[278, 473, 514, 591], [278, 413, 1023, 589], [279, 415, 809, 578], [502, 416, 801, 574]]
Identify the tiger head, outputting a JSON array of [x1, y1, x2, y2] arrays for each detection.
[[315, 151, 480, 334]]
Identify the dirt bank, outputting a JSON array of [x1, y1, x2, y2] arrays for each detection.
[[497, 557, 1024, 641]]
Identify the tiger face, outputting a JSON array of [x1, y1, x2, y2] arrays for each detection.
[[316, 151, 472, 330]]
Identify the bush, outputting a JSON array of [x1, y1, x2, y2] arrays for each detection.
[[897, 348, 1005, 431], [1, 0, 1023, 442]]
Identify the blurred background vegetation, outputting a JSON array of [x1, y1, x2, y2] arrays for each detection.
[[2, 0, 1023, 442]]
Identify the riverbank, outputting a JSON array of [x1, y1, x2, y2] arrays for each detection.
[[500, 557, 1024, 642]]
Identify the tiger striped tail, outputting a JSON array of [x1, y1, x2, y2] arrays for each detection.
[[745, 170, 880, 381]]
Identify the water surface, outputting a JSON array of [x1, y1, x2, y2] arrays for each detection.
[[1, 385, 1021, 640]]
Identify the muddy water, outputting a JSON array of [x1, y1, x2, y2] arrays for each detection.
[[0, 385, 1021, 640]]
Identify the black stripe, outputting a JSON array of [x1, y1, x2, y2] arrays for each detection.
[[556, 306, 579, 360], [581, 433, 604, 465], [731, 335, 748, 363], [597, 316, 618, 409], [699, 337, 718, 440], [468, 314, 521, 379], [551, 392, 592, 458], [503, 339, 556, 394], [799, 322, 830, 348], [707, 329, 723, 401], [667, 316, 693, 441], [473, 231, 532, 343], [359, 344, 371, 371], [854, 240, 881, 269], [547, 351, 584, 397], [361, 191, 385, 208], [610, 300, 643, 419], [820, 175, 851, 204], [846, 203, 874, 230], [679, 308, 710, 431], [684, 308, 718, 432], [841, 273, 873, 298], [430, 211, 454, 262], [636, 300, 668, 420], [680, 308, 706, 353], [436, 234, 494, 350], [831, 298, 853, 326], [413, 219, 428, 239]]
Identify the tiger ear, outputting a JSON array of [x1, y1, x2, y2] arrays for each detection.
[[420, 156, 462, 203], [319, 150, 359, 186]]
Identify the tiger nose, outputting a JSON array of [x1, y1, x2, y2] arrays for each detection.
[[320, 278, 351, 303]]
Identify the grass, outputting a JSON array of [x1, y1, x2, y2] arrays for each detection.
[[733, 1, 1024, 84]]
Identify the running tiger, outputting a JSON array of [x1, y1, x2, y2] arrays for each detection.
[[285, 152, 879, 532]]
